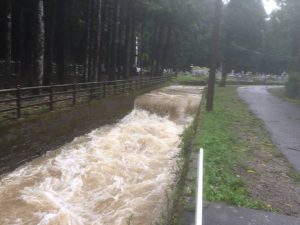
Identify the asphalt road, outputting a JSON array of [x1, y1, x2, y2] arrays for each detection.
[[238, 86, 300, 172], [183, 202, 300, 225]]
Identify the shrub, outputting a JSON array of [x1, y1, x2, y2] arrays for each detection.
[[176, 74, 208, 86], [286, 72, 300, 99]]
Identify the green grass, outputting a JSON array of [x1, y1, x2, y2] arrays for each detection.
[[176, 75, 208, 86], [198, 86, 266, 209], [268, 87, 300, 105], [285, 72, 300, 99]]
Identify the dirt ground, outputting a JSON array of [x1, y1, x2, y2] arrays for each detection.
[[233, 119, 300, 217]]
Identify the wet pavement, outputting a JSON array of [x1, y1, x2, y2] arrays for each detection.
[[238, 86, 300, 172], [183, 202, 300, 225]]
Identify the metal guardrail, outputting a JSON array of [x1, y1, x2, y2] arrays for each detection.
[[196, 148, 204, 225], [0, 76, 171, 119]]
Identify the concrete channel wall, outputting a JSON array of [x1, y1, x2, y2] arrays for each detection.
[[0, 85, 167, 175]]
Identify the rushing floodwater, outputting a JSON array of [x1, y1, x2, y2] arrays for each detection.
[[0, 86, 203, 225]]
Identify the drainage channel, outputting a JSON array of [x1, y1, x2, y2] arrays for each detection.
[[0, 85, 204, 225]]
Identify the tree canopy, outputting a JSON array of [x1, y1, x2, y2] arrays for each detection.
[[0, 0, 300, 89], [0, 0, 215, 88], [222, 0, 266, 73]]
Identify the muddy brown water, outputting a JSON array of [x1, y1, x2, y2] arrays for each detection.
[[0, 86, 203, 225]]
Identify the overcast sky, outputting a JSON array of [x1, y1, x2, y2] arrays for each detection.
[[263, 0, 279, 15]]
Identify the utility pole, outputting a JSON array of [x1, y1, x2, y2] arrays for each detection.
[[206, 0, 222, 111]]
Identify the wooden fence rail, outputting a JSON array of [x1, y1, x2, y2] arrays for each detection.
[[0, 76, 171, 120]]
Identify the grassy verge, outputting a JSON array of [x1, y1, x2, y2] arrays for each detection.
[[285, 72, 300, 99], [175, 75, 208, 86], [162, 85, 300, 223], [268, 86, 300, 105], [198, 86, 267, 209], [225, 81, 284, 86]]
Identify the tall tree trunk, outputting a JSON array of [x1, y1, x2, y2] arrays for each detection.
[[160, 26, 172, 76], [88, 0, 97, 82], [156, 24, 171, 76], [129, 19, 136, 77], [13, 0, 23, 84], [111, 0, 121, 80], [84, 0, 92, 82], [44, 0, 55, 85], [117, 1, 125, 79], [94, 0, 102, 81], [101, 0, 109, 79], [19, 5, 25, 83], [151, 22, 162, 77], [23, 6, 34, 87], [33, 0, 45, 86], [152, 23, 163, 77], [100, 0, 109, 79], [219, 62, 228, 87], [107, 1, 114, 80], [56, 0, 67, 84], [154, 25, 164, 76], [124, 0, 133, 78], [4, 0, 12, 89]]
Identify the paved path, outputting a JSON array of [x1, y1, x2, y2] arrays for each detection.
[[182, 86, 300, 225], [238, 86, 300, 172], [183, 202, 300, 225]]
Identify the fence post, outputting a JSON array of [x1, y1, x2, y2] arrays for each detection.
[[103, 82, 106, 97], [129, 80, 132, 90], [96, 82, 100, 97], [72, 83, 76, 105], [75, 65, 77, 76], [17, 61, 21, 77], [135, 79, 138, 90], [114, 82, 117, 95], [90, 83, 93, 100], [123, 80, 126, 93], [140, 78, 143, 88], [16, 85, 21, 119], [49, 84, 54, 111]]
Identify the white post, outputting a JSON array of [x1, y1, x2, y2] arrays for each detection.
[[196, 148, 204, 225]]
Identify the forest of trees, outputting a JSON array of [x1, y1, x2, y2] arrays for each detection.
[[0, 0, 300, 90], [220, 0, 300, 85], [0, 0, 216, 89]]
